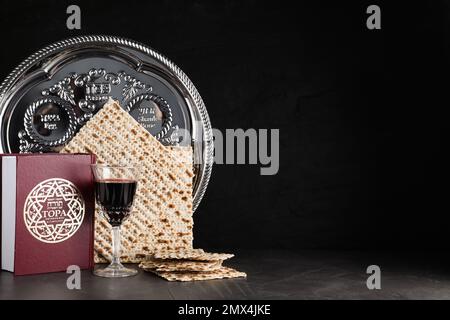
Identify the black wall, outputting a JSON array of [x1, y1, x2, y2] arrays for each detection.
[[0, 1, 448, 250]]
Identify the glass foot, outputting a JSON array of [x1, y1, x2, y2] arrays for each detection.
[[93, 262, 138, 278]]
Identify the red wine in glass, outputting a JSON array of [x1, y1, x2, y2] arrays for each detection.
[[95, 179, 137, 227], [91, 164, 140, 278]]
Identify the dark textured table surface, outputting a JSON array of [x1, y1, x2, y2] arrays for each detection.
[[1, 250, 450, 300]]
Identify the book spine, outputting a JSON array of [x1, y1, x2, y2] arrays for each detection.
[[89, 154, 96, 269]]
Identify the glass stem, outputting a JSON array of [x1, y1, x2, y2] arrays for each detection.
[[111, 226, 121, 266]]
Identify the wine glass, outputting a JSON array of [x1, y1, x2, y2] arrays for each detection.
[[91, 164, 139, 278]]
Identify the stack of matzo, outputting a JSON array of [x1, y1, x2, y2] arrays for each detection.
[[139, 248, 247, 281], [61, 99, 194, 263]]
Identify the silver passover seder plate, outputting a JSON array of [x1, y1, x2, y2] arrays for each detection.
[[0, 35, 213, 212]]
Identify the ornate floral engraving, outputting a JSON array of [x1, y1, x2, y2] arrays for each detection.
[[120, 71, 151, 101], [19, 68, 159, 152]]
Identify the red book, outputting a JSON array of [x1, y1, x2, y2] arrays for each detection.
[[0, 153, 95, 275]]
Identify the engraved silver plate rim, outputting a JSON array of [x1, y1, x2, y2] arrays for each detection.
[[0, 35, 213, 212]]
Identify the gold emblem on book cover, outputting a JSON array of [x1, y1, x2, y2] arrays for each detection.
[[23, 178, 85, 243]]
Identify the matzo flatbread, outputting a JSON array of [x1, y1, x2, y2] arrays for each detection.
[[152, 248, 234, 261], [139, 259, 222, 272], [60, 99, 194, 263], [149, 266, 247, 282]]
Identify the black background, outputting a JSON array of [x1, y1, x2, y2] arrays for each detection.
[[0, 0, 448, 251]]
